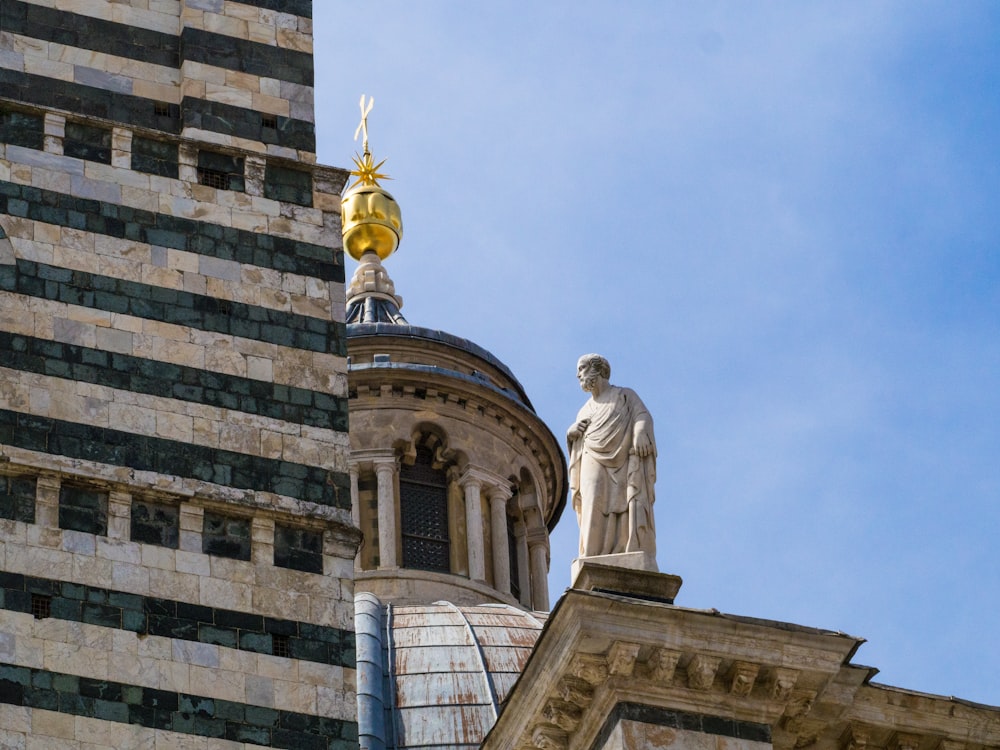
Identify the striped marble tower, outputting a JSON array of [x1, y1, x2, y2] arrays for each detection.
[[0, 2, 359, 748]]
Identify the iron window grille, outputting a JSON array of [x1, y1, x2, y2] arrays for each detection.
[[399, 447, 451, 574], [31, 594, 51, 619]]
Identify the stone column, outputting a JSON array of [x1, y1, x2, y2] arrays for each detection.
[[373, 457, 398, 569], [514, 521, 531, 608], [460, 473, 486, 582], [348, 461, 361, 567], [489, 486, 513, 596], [447, 468, 468, 576], [529, 539, 550, 611]]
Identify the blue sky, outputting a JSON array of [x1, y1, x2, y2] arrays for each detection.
[[313, 3, 1000, 704]]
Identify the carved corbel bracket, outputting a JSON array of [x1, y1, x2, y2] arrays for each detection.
[[780, 689, 820, 745], [791, 719, 828, 749], [648, 648, 681, 685], [770, 667, 801, 701], [556, 676, 594, 708], [542, 700, 583, 733], [890, 734, 922, 750], [686, 654, 722, 691], [607, 641, 641, 677], [842, 724, 872, 750], [569, 653, 609, 687], [532, 724, 568, 750], [729, 661, 760, 697]]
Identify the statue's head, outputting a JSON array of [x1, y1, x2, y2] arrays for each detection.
[[577, 354, 611, 393]]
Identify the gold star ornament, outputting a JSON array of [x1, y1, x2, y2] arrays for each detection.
[[349, 151, 391, 188]]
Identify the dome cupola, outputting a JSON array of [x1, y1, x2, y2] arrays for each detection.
[[341, 98, 566, 610]]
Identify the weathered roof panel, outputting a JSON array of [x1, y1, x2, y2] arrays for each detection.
[[395, 704, 497, 747], [393, 645, 485, 674], [391, 624, 472, 648], [356, 596, 547, 750], [394, 672, 491, 708]]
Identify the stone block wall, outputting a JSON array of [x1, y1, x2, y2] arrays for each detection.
[[0, 1, 359, 747], [1, 0, 318, 160], [0, 476, 358, 748]]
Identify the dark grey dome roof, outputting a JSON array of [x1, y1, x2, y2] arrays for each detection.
[[347, 322, 535, 410]]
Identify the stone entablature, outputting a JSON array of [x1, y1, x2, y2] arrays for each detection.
[[482, 568, 1000, 750]]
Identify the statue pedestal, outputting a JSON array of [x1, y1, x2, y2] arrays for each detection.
[[571, 557, 682, 604], [571, 551, 657, 577]]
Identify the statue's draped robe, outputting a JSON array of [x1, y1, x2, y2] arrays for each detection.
[[569, 386, 656, 558]]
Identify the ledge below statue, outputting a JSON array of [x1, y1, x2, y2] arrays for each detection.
[[571, 557, 682, 605]]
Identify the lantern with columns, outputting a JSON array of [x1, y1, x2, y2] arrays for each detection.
[[341, 109, 565, 610]]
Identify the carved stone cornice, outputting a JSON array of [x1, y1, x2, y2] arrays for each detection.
[[482, 580, 869, 750]]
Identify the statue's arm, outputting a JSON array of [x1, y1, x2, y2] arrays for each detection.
[[628, 390, 656, 458], [633, 416, 655, 457], [567, 402, 592, 446], [567, 417, 591, 444]]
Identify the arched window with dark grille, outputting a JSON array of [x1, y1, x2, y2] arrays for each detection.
[[399, 446, 451, 573]]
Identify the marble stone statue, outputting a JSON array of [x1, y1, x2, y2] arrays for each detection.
[[567, 354, 657, 565]]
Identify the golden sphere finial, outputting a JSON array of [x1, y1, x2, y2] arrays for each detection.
[[342, 95, 403, 261]]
